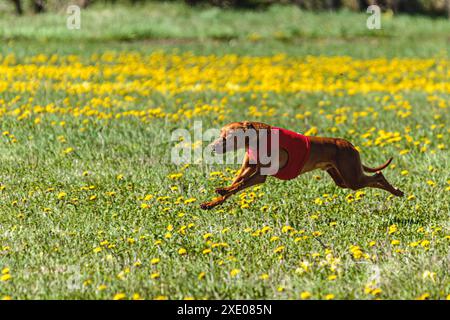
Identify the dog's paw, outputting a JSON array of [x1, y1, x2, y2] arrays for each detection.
[[200, 196, 225, 210], [200, 201, 214, 210], [395, 189, 405, 197]]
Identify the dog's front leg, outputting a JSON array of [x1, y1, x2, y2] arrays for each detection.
[[215, 153, 255, 195], [200, 194, 232, 210], [200, 172, 267, 210], [219, 172, 266, 196], [215, 166, 256, 196]]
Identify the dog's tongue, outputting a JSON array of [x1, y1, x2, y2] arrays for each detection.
[[247, 146, 258, 162]]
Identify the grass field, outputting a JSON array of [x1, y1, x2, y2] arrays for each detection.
[[0, 2, 449, 300]]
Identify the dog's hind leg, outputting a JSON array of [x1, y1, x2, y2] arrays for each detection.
[[334, 147, 368, 191], [335, 148, 403, 197], [327, 168, 347, 188], [368, 172, 404, 197]]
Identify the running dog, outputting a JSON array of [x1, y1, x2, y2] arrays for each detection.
[[200, 121, 404, 210]]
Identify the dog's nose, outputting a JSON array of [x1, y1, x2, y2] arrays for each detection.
[[210, 137, 225, 153], [209, 142, 217, 153]]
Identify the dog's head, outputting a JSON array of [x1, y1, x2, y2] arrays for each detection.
[[210, 121, 268, 154]]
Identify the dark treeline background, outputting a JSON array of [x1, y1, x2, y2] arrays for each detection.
[[6, 0, 450, 17]]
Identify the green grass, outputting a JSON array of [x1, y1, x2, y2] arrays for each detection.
[[1, 2, 449, 58], [0, 2, 449, 300], [2, 2, 450, 41]]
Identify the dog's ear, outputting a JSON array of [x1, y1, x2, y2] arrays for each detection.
[[242, 121, 255, 131]]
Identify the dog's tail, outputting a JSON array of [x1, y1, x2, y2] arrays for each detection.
[[362, 157, 393, 173]]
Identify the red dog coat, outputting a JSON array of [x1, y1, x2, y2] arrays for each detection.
[[247, 126, 311, 180]]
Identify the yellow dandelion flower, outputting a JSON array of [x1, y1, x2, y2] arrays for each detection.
[[168, 173, 183, 180], [0, 274, 11, 282], [300, 291, 311, 300], [230, 269, 240, 277], [420, 240, 430, 247], [57, 192, 67, 199], [372, 288, 382, 296], [416, 293, 430, 300], [184, 198, 196, 204], [63, 147, 74, 154], [113, 293, 126, 300], [93, 247, 102, 253], [133, 261, 142, 267], [203, 233, 212, 240], [132, 293, 142, 300], [198, 272, 206, 280], [388, 224, 398, 234], [274, 246, 284, 253], [259, 273, 269, 280]]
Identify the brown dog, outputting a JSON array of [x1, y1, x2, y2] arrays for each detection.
[[200, 121, 404, 210]]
